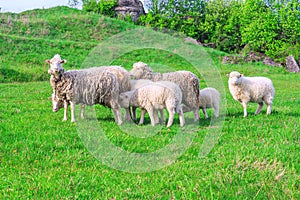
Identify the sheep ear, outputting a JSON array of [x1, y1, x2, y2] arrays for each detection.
[[226, 74, 229, 77], [60, 59, 67, 64], [45, 59, 51, 63], [240, 74, 243, 77]]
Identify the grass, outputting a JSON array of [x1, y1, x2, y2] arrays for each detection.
[[0, 6, 299, 199]]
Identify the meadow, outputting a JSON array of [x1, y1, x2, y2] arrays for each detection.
[[0, 6, 299, 199]]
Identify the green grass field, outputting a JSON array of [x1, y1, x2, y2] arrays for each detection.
[[0, 6, 299, 199]]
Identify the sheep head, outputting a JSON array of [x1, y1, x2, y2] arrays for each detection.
[[227, 71, 243, 85], [130, 61, 153, 80], [46, 54, 66, 76], [51, 93, 65, 112]]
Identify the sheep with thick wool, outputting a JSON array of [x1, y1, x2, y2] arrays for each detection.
[[227, 71, 275, 117], [199, 87, 220, 119], [50, 68, 123, 124], [119, 81, 185, 127], [46, 54, 131, 121], [129, 61, 200, 121]]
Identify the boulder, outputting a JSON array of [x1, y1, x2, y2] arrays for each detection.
[[286, 55, 300, 73], [115, 0, 145, 21]]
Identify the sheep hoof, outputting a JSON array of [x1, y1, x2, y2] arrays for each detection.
[[62, 118, 67, 122]]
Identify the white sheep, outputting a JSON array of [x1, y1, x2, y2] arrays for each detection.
[[227, 71, 275, 117], [119, 81, 184, 127], [129, 79, 157, 122], [130, 61, 200, 121], [199, 87, 220, 119], [50, 68, 123, 124]]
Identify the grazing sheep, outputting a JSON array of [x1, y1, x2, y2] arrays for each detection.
[[199, 87, 220, 119], [227, 71, 275, 117], [96, 66, 131, 121], [119, 81, 185, 127], [129, 79, 154, 121], [130, 61, 200, 121], [51, 68, 123, 124]]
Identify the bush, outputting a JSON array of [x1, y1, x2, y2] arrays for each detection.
[[83, 0, 117, 18]]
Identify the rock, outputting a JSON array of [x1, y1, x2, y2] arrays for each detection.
[[263, 57, 282, 67], [115, 0, 145, 21], [222, 55, 244, 65], [286, 55, 300, 73], [185, 37, 200, 45], [244, 52, 265, 62]]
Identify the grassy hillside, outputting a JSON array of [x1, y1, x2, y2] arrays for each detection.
[[0, 6, 299, 199], [0, 6, 136, 83]]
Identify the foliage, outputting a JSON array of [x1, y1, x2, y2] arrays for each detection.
[[138, 0, 300, 62], [82, 0, 118, 17]]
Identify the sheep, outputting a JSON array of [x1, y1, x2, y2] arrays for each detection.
[[51, 68, 123, 124], [130, 61, 200, 121], [119, 81, 185, 127], [129, 79, 154, 121], [95, 66, 131, 121], [199, 87, 220, 119], [227, 71, 275, 117], [46, 54, 131, 121]]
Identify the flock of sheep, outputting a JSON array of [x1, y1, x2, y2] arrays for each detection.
[[46, 54, 275, 127]]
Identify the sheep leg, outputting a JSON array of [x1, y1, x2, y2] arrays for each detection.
[[63, 100, 68, 121], [80, 104, 85, 119], [159, 109, 165, 124], [177, 106, 185, 127], [202, 108, 208, 119], [139, 109, 146, 125], [132, 106, 137, 121], [255, 102, 264, 115], [266, 103, 272, 115], [166, 107, 175, 128], [124, 108, 131, 121], [70, 101, 76, 123], [112, 108, 123, 125], [264, 96, 273, 115], [147, 107, 156, 126], [153, 110, 159, 124], [214, 103, 219, 117], [241, 102, 248, 117], [193, 108, 200, 121]]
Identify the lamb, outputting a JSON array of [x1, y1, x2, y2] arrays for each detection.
[[119, 81, 185, 127], [51, 68, 123, 124], [227, 71, 275, 117], [199, 87, 220, 119], [129, 61, 200, 121], [129, 79, 155, 121]]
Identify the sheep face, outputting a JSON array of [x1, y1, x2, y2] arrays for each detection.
[[227, 71, 243, 85], [46, 54, 66, 75], [119, 91, 134, 108], [130, 62, 152, 79], [51, 93, 64, 112]]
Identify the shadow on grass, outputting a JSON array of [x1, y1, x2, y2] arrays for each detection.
[[0, 68, 29, 83]]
